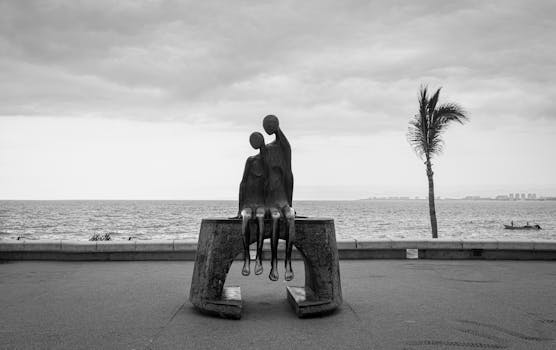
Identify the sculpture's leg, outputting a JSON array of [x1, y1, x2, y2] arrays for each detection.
[[241, 208, 252, 276], [284, 206, 295, 281], [269, 208, 281, 281], [254, 207, 265, 275]]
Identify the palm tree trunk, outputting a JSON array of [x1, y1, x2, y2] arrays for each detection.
[[426, 158, 438, 238]]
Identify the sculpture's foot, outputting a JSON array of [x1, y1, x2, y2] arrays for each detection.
[[269, 267, 279, 281], [254, 259, 263, 275], [242, 261, 250, 276], [285, 269, 294, 281]]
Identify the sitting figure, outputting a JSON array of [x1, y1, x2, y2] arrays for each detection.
[[238, 132, 267, 276], [261, 115, 295, 281]]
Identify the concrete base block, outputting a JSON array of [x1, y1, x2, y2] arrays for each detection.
[[418, 249, 556, 260], [336, 240, 357, 249], [497, 240, 535, 250], [135, 240, 174, 252], [462, 240, 498, 250], [357, 239, 393, 249], [4, 239, 554, 262], [419, 239, 463, 249], [96, 241, 136, 252], [62, 241, 97, 252], [419, 249, 477, 259], [0, 241, 25, 252], [193, 286, 242, 320], [173, 240, 197, 251], [0, 251, 198, 261], [484, 250, 556, 260], [390, 240, 422, 249], [533, 240, 556, 251], [339, 249, 406, 259], [189, 217, 342, 320], [23, 240, 62, 251], [286, 286, 338, 318]]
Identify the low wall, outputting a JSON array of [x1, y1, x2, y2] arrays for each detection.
[[1, 239, 555, 261]]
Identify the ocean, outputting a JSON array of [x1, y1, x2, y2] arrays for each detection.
[[1, 200, 555, 241]]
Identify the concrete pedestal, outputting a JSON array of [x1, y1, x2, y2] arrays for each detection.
[[189, 217, 342, 319]]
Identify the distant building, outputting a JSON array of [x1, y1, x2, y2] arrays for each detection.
[[496, 195, 509, 200], [515, 193, 520, 200], [509, 193, 514, 200], [521, 193, 526, 200]]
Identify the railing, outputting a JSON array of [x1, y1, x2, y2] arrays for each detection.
[[1, 239, 555, 260]]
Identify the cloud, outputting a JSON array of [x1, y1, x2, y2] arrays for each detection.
[[1, 0, 555, 135]]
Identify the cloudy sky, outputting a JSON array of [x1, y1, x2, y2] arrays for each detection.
[[1, 0, 555, 200]]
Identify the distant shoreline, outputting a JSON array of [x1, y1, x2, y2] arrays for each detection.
[[2, 198, 556, 202], [359, 197, 556, 201]]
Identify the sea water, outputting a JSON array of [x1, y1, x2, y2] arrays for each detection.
[[1, 200, 555, 241]]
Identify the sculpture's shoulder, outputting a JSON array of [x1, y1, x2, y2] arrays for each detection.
[[265, 141, 280, 154], [246, 154, 261, 162], [246, 154, 264, 176]]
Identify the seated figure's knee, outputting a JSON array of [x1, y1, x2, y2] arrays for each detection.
[[255, 207, 265, 219], [241, 208, 253, 219], [270, 208, 281, 220], [283, 207, 295, 221]]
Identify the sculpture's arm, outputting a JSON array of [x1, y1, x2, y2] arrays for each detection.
[[260, 147, 270, 193], [286, 174, 294, 207], [275, 129, 291, 166], [237, 158, 251, 218], [275, 129, 293, 206]]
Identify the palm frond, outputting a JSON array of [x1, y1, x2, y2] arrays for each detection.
[[427, 88, 441, 114], [435, 103, 468, 125], [408, 86, 469, 159], [426, 123, 445, 155], [408, 115, 427, 159], [409, 85, 431, 159], [419, 85, 428, 119]]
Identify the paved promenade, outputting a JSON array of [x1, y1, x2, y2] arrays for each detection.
[[1, 260, 555, 349]]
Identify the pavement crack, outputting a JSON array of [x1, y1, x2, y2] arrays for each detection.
[[343, 301, 376, 349], [457, 319, 553, 342], [405, 340, 507, 348], [344, 301, 362, 323], [455, 328, 508, 344], [144, 303, 185, 350]]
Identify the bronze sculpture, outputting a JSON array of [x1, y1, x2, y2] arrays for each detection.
[[237, 116, 295, 281], [261, 115, 295, 281], [237, 132, 266, 276], [190, 114, 342, 319]]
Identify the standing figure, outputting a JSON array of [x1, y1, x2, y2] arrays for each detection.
[[262, 115, 295, 281], [238, 132, 267, 276]]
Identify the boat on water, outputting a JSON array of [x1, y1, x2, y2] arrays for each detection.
[[504, 224, 542, 230]]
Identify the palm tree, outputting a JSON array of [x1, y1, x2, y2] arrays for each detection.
[[408, 86, 468, 238]]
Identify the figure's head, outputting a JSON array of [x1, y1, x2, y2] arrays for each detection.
[[263, 115, 279, 135], [249, 132, 265, 150]]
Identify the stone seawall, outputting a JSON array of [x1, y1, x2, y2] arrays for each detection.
[[1, 239, 555, 260]]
